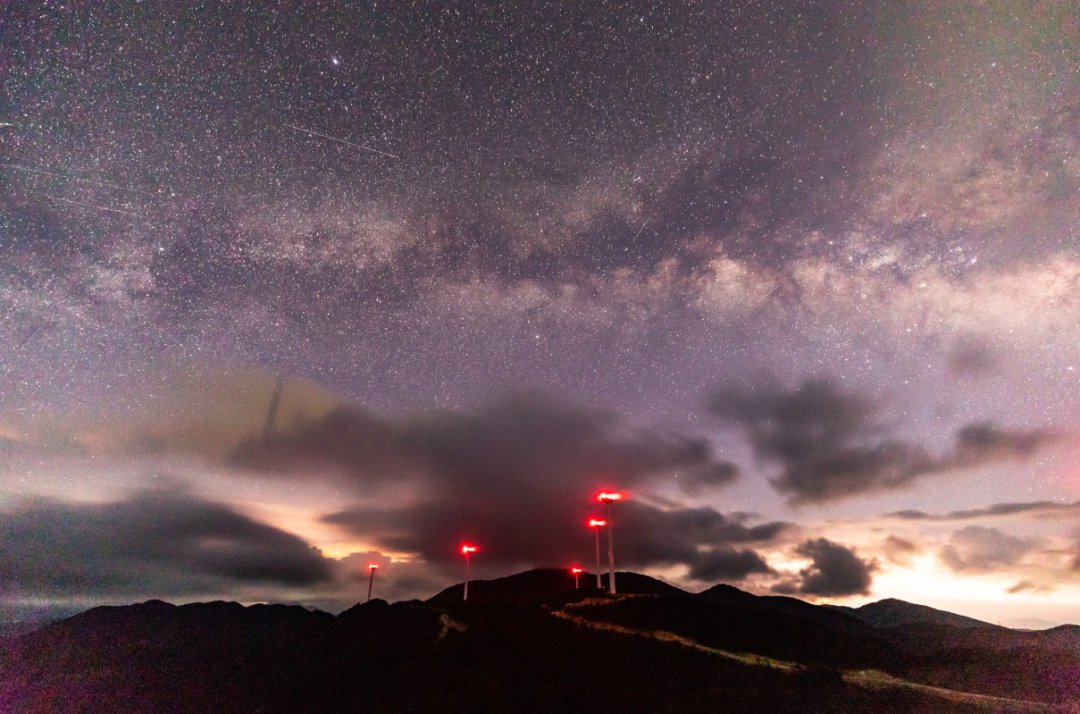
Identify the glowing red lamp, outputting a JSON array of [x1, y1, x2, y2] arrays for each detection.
[[571, 566, 583, 589], [596, 491, 624, 503], [366, 563, 379, 602], [461, 544, 478, 601], [587, 518, 606, 588]]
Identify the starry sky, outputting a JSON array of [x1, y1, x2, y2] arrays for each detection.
[[2, 1, 1080, 625]]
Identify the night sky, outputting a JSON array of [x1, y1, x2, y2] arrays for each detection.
[[2, 2, 1079, 625]]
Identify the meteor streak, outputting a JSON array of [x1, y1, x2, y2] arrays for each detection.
[[284, 123, 400, 159], [2, 162, 158, 196], [44, 194, 143, 218]]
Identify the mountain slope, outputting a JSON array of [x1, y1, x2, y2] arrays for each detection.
[[841, 598, 992, 629], [425, 567, 684, 606], [699, 583, 873, 632], [572, 592, 899, 672], [3, 572, 1079, 711], [0, 596, 996, 714]]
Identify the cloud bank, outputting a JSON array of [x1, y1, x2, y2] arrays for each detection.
[[710, 379, 1059, 504], [234, 393, 787, 579], [0, 488, 333, 600], [773, 538, 875, 597]]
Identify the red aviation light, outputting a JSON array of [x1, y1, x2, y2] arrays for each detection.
[[587, 518, 607, 528], [461, 544, 478, 555], [596, 491, 624, 503], [571, 567, 583, 574], [368, 563, 379, 570]]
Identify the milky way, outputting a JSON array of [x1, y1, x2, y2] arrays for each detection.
[[2, 2, 1079, 623]]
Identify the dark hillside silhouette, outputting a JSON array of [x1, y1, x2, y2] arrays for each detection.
[[2, 570, 1077, 712], [836, 598, 992, 629], [426, 568, 684, 606]]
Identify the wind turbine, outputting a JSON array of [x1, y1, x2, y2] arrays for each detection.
[[596, 492, 624, 594]]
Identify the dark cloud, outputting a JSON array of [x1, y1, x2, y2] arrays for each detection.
[[945, 337, 1000, 378], [769, 578, 800, 595], [677, 461, 739, 496], [710, 379, 935, 504], [325, 499, 789, 580], [888, 510, 932, 521], [951, 422, 1059, 467], [238, 392, 737, 495], [939, 526, 1037, 573], [0, 489, 333, 599], [235, 405, 404, 482], [686, 547, 773, 582], [238, 392, 773, 578], [887, 500, 1080, 522], [788, 538, 875, 597], [710, 379, 1061, 504], [603, 503, 788, 575], [1006, 580, 1055, 595], [882, 535, 919, 565]]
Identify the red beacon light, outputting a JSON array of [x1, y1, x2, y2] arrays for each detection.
[[587, 518, 607, 527], [365, 562, 379, 602], [570, 567, 583, 574], [596, 491, 624, 503], [461, 544, 478, 601]]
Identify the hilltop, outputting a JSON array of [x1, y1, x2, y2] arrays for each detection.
[[2, 569, 1077, 713]]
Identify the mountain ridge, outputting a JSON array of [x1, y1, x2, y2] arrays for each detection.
[[4, 569, 1079, 711], [832, 597, 994, 630]]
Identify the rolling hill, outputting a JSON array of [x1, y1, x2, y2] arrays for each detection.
[[2, 570, 1077, 713]]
